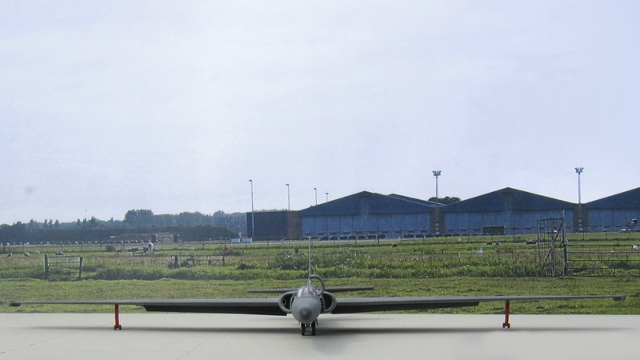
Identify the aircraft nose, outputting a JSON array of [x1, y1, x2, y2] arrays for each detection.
[[292, 297, 320, 324], [299, 307, 312, 322]]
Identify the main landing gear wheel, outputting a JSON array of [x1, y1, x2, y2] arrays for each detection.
[[301, 323, 306, 335], [311, 321, 316, 335]]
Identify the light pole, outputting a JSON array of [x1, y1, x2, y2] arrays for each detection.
[[575, 167, 584, 235], [575, 167, 584, 205], [432, 170, 442, 199], [314, 187, 317, 206], [249, 180, 255, 241], [325, 192, 329, 202], [286, 183, 290, 212]]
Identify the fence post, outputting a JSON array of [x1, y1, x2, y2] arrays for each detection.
[[78, 256, 84, 279], [44, 254, 49, 279]]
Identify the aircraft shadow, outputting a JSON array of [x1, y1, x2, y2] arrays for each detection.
[[316, 326, 622, 335], [30, 312, 627, 334], [32, 324, 624, 335]]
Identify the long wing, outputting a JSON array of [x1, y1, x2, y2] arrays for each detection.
[[331, 294, 626, 314], [10, 298, 286, 316], [10, 294, 625, 315]]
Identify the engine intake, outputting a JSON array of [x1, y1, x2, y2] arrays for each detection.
[[321, 292, 337, 313], [278, 291, 296, 313]]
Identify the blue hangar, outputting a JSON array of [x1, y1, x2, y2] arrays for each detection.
[[246, 187, 640, 240], [299, 191, 443, 239]]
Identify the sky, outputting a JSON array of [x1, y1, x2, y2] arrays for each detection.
[[1, 1, 639, 225]]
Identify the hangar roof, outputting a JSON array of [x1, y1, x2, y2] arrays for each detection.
[[586, 187, 640, 209], [444, 187, 574, 213], [299, 191, 436, 217], [387, 194, 444, 207]]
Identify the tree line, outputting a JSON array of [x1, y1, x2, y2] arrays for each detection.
[[428, 196, 461, 205], [0, 210, 246, 245]]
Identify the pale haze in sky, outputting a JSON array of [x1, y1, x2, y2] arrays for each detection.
[[1, 1, 638, 225]]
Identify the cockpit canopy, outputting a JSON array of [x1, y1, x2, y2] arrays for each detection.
[[297, 285, 317, 297]]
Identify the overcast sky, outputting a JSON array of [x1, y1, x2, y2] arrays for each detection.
[[1, 1, 638, 224]]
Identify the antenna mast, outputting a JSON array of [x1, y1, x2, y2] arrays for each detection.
[[307, 236, 312, 285]]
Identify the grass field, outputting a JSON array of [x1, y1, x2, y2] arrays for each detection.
[[1, 232, 639, 315]]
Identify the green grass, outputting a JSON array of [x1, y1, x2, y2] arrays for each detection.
[[1, 233, 639, 315]]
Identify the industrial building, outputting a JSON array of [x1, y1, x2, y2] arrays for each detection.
[[245, 210, 301, 241], [442, 187, 575, 236], [246, 187, 640, 240], [299, 191, 443, 239], [585, 187, 640, 232]]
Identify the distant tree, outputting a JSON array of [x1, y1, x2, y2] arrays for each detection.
[[5, 222, 27, 242], [177, 211, 208, 226], [124, 209, 154, 227], [428, 196, 461, 205]]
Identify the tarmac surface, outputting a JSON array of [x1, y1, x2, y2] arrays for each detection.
[[1, 313, 639, 360]]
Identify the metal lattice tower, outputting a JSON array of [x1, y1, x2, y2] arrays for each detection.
[[536, 215, 568, 276]]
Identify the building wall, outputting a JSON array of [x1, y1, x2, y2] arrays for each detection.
[[246, 211, 301, 240], [287, 212, 302, 239], [444, 210, 574, 235], [302, 213, 431, 238], [587, 209, 640, 232], [585, 187, 640, 232]]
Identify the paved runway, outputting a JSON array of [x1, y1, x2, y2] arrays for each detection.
[[1, 313, 638, 360]]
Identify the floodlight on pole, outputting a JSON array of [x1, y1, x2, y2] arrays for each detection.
[[575, 167, 585, 236], [286, 183, 290, 212], [314, 188, 317, 206], [432, 170, 442, 199], [325, 192, 329, 202], [575, 167, 584, 204]]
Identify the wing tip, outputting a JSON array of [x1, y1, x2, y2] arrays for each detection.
[[614, 294, 626, 301]]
